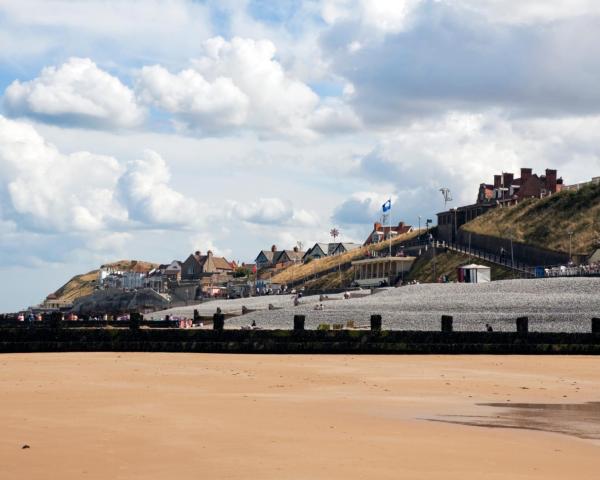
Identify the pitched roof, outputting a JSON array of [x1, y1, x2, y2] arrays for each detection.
[[338, 243, 361, 252], [212, 256, 234, 270], [257, 250, 275, 262]]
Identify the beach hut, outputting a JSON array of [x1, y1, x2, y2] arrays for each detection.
[[458, 264, 491, 283]]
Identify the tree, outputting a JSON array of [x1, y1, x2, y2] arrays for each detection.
[[234, 266, 252, 278]]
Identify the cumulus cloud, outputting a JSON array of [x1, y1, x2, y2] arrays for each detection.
[[136, 36, 356, 137], [4, 58, 144, 129], [0, 115, 128, 232], [0, 116, 210, 237], [117, 150, 202, 227], [137, 65, 249, 130]]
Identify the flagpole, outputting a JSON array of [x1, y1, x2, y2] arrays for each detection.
[[388, 198, 392, 258]]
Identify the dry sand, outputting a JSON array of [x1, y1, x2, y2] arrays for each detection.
[[1, 354, 599, 479]]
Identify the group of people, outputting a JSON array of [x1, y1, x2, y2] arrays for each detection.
[[544, 262, 600, 277]]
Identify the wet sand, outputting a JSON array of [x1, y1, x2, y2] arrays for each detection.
[[1, 354, 599, 479]]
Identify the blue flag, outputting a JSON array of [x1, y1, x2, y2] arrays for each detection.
[[382, 199, 391, 213]]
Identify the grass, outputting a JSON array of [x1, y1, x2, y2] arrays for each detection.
[[49, 259, 158, 304], [270, 230, 421, 285], [405, 250, 514, 283], [301, 268, 356, 290], [462, 184, 600, 255]]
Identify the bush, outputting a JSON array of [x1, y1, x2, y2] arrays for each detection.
[[317, 324, 331, 331]]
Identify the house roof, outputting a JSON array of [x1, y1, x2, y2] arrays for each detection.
[[306, 243, 329, 256], [213, 256, 234, 270], [186, 252, 233, 271], [337, 243, 361, 252], [257, 250, 275, 262], [272, 250, 305, 263]]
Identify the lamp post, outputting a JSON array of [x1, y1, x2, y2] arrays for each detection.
[[568, 231, 574, 263], [418, 216, 422, 244]]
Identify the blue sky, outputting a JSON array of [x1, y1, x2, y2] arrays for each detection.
[[1, 0, 600, 311]]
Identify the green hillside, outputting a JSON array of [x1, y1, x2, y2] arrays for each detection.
[[462, 183, 600, 255], [405, 250, 514, 283]]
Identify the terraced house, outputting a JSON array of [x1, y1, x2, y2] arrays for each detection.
[[255, 245, 305, 270]]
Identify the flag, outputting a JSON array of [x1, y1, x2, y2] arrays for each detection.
[[382, 199, 391, 213]]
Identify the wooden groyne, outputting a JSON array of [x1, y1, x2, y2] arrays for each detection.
[[1, 315, 600, 354]]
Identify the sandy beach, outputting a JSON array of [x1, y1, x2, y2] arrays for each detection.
[[1, 354, 599, 479]]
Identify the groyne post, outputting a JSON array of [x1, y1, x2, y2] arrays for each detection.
[[50, 311, 62, 330], [441, 315, 453, 333], [592, 318, 600, 334], [517, 316, 529, 335], [294, 315, 305, 331], [129, 312, 141, 331], [213, 313, 225, 331], [370, 315, 382, 332]]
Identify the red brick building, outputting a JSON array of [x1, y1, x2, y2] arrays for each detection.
[[364, 221, 413, 246], [438, 167, 564, 243], [484, 168, 563, 204]]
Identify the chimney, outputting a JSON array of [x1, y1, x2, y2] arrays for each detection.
[[502, 172, 514, 188], [494, 175, 502, 189], [545, 169, 557, 192], [293, 246, 299, 253], [207, 250, 213, 257], [195, 250, 201, 257], [374, 222, 382, 231], [271, 245, 277, 252], [521, 168, 532, 184]]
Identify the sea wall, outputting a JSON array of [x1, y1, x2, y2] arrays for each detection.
[[2, 327, 600, 355], [457, 230, 570, 266]]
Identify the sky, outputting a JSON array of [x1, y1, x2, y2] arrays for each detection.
[[1, 0, 600, 311]]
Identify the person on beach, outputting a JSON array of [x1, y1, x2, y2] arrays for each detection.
[[486, 324, 494, 332]]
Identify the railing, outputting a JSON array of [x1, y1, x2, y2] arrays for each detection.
[[440, 240, 600, 279], [442, 241, 536, 277]]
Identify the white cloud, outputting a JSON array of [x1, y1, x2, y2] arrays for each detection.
[[0, 115, 127, 232], [229, 197, 320, 228], [137, 65, 249, 130], [321, 0, 421, 32], [137, 36, 328, 137], [230, 197, 294, 225], [4, 58, 144, 129], [117, 149, 203, 227], [309, 97, 362, 133], [0, 116, 211, 235]]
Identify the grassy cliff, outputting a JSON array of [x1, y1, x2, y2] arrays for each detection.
[[48, 260, 158, 305], [462, 183, 600, 255]]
